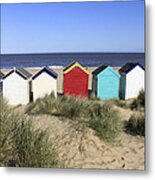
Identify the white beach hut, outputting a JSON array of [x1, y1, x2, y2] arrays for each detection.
[[32, 66, 58, 101], [0, 71, 5, 96], [3, 68, 32, 105], [119, 63, 145, 99]]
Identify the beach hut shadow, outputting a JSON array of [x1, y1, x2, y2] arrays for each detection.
[[57, 92, 63, 97]]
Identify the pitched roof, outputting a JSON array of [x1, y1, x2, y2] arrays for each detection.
[[92, 65, 108, 76], [119, 63, 144, 75], [4, 68, 32, 80], [0, 71, 5, 79], [17, 68, 32, 79], [63, 61, 89, 75], [32, 66, 57, 80]]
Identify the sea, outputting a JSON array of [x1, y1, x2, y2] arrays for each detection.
[[0, 53, 145, 69]]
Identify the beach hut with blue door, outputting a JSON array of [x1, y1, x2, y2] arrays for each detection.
[[32, 66, 58, 101], [119, 63, 145, 99], [0, 71, 5, 95], [92, 65, 120, 100]]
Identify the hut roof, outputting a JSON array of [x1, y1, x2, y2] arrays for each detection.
[[63, 61, 89, 75], [4, 68, 32, 80], [0, 71, 5, 79], [119, 63, 144, 75], [92, 65, 108, 76], [32, 66, 57, 80]]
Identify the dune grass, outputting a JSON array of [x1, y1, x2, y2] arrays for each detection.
[[87, 103, 122, 141], [26, 93, 85, 119], [130, 90, 145, 110], [123, 90, 145, 137], [26, 93, 122, 142], [124, 113, 145, 137], [0, 97, 58, 167], [113, 99, 129, 109]]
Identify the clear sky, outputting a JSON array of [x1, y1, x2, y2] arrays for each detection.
[[1, 1, 144, 54]]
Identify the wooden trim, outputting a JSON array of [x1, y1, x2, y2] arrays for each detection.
[[63, 62, 89, 75]]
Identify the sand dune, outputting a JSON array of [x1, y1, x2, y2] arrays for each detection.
[[32, 110, 144, 170]]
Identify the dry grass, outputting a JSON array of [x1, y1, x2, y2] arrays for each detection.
[[26, 93, 122, 142], [0, 97, 58, 167], [130, 90, 145, 111]]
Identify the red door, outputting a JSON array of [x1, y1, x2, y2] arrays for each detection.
[[64, 67, 88, 97]]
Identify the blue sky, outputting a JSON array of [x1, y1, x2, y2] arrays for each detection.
[[1, 1, 144, 54]]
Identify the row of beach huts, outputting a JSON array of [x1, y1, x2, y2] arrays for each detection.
[[0, 61, 145, 105]]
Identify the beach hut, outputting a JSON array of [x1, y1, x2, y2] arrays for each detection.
[[92, 65, 120, 100], [3, 68, 32, 105], [32, 66, 58, 101], [119, 63, 145, 99], [0, 71, 5, 95], [63, 62, 89, 97]]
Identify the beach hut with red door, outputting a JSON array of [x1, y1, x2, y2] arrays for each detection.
[[63, 62, 89, 97]]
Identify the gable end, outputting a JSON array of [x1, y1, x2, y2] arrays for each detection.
[[32, 67, 57, 80], [119, 63, 144, 75], [63, 62, 89, 75]]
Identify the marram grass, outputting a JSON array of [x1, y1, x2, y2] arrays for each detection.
[[26, 92, 122, 142], [0, 97, 58, 167]]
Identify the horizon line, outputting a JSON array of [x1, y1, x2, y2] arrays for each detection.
[[1, 51, 145, 55]]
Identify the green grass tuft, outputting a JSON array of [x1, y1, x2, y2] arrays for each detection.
[[88, 103, 122, 142], [0, 97, 58, 167]]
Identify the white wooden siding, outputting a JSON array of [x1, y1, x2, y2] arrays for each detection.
[[32, 72, 57, 101], [3, 72, 30, 105], [125, 66, 145, 99]]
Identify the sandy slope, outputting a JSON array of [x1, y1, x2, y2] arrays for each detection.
[[31, 111, 144, 170]]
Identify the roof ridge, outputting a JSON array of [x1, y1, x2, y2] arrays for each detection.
[[43, 66, 58, 77], [63, 61, 89, 75], [63, 61, 77, 72], [119, 62, 144, 75], [3, 68, 31, 80], [16, 67, 32, 79], [32, 66, 57, 80], [0, 71, 5, 79], [92, 64, 109, 75]]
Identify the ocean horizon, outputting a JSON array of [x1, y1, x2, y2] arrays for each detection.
[[0, 52, 145, 69]]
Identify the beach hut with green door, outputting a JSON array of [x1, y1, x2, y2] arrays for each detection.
[[92, 65, 120, 100]]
